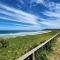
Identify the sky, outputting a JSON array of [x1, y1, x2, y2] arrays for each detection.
[[0, 0, 60, 30]]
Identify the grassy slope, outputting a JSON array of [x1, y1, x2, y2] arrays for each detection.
[[0, 31, 57, 60], [48, 34, 60, 60]]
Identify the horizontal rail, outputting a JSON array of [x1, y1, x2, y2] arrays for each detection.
[[17, 33, 59, 60]]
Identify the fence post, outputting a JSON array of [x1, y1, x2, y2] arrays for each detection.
[[17, 33, 59, 60], [32, 52, 35, 60]]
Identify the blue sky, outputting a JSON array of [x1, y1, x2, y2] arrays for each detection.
[[0, 0, 60, 30]]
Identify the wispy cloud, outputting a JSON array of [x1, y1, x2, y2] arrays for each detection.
[[31, 0, 44, 4], [0, 4, 38, 24], [0, 3, 44, 30], [38, 1, 60, 29], [42, 11, 60, 18], [40, 19, 60, 29], [0, 0, 60, 30]]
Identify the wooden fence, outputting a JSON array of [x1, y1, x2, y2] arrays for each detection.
[[17, 33, 59, 60]]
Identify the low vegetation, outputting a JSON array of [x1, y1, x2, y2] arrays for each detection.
[[35, 33, 60, 60], [0, 31, 58, 60], [48, 34, 60, 60]]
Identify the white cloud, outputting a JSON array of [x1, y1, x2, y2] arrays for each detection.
[[0, 3, 45, 30], [43, 11, 60, 18], [43, 1, 60, 13], [35, 0, 44, 4], [41, 2, 60, 19], [0, 1, 60, 30], [40, 18, 60, 29], [0, 4, 38, 24], [30, 0, 45, 7], [41, 1, 60, 29]]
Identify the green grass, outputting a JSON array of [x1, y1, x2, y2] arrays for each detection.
[[0, 31, 57, 60], [47, 34, 60, 60], [35, 32, 60, 60]]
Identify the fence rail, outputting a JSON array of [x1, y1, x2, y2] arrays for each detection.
[[17, 33, 59, 60]]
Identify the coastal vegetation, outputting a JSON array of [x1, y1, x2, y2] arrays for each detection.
[[35, 33, 60, 60], [0, 31, 59, 60], [48, 34, 60, 60]]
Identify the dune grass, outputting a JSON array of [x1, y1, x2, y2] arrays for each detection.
[[48, 34, 60, 60], [0, 31, 57, 60], [35, 32, 60, 60]]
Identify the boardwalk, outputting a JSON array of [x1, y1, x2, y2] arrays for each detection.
[[17, 33, 59, 60]]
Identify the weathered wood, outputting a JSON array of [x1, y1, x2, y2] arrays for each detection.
[[32, 52, 35, 60], [17, 33, 59, 60]]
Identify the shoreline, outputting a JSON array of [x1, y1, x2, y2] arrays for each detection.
[[0, 30, 51, 38]]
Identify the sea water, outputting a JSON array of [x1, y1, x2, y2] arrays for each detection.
[[0, 30, 51, 38]]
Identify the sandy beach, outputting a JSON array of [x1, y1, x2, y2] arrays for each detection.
[[0, 30, 51, 38]]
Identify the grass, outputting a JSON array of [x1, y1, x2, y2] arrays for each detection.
[[35, 38, 56, 60], [0, 31, 57, 60], [35, 32, 60, 60], [48, 34, 60, 60]]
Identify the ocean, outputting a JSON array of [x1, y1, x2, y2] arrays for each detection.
[[0, 30, 38, 34], [0, 30, 51, 38]]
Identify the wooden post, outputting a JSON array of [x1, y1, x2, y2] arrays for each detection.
[[32, 52, 35, 60], [17, 33, 59, 60]]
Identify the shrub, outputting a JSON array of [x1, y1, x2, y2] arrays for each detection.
[[35, 49, 48, 60], [35, 38, 56, 60], [0, 38, 8, 48]]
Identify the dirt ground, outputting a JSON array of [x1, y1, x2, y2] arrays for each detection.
[[48, 37, 60, 60]]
